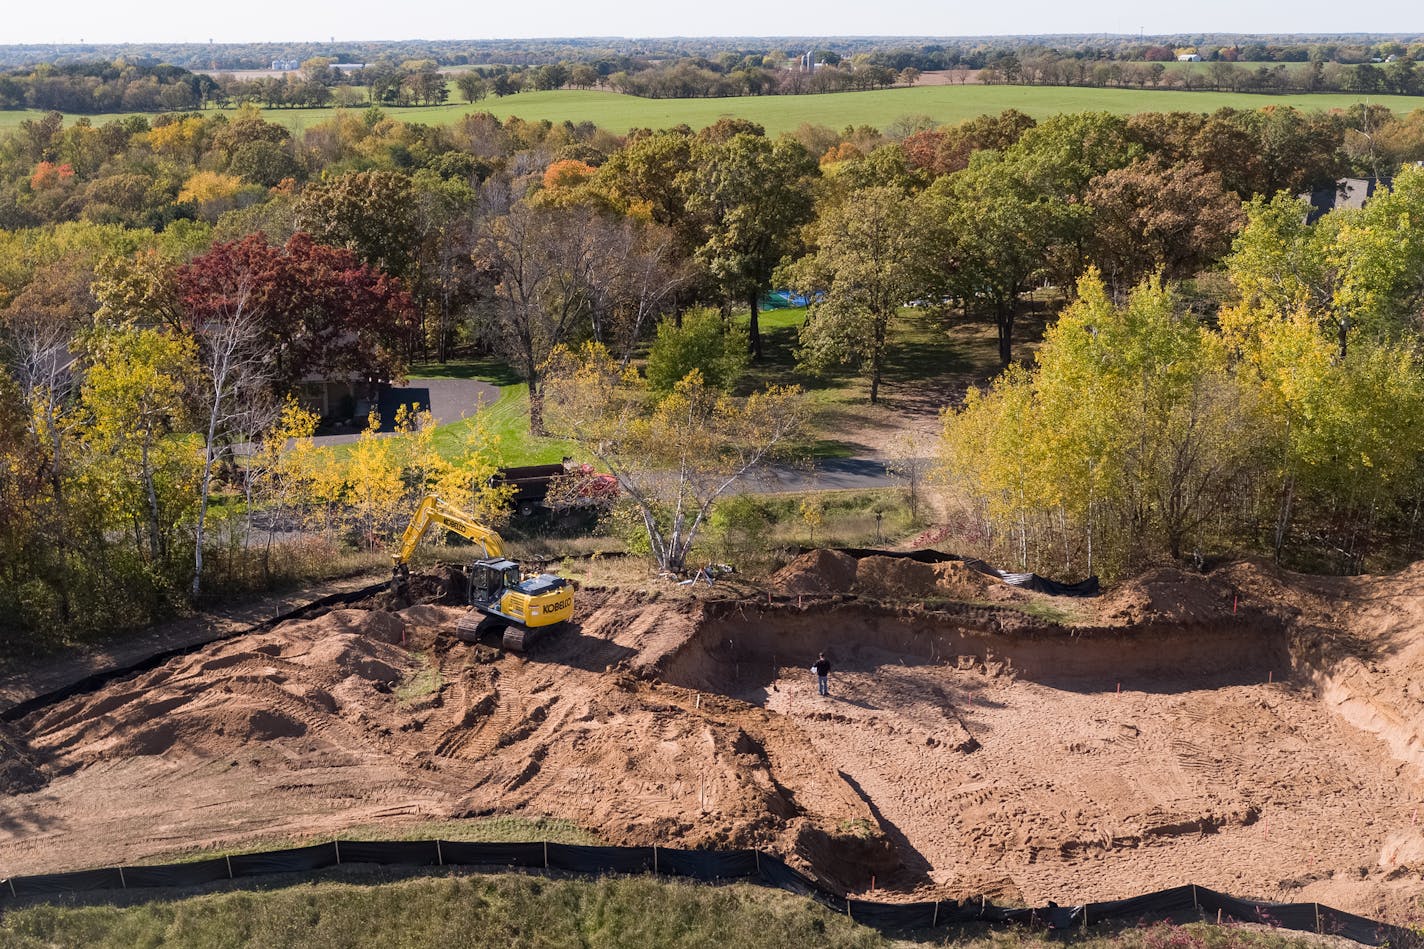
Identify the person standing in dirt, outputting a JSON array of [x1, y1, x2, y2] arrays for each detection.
[[812, 653, 832, 696]]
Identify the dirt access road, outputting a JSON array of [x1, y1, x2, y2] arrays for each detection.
[[3, 554, 1423, 925]]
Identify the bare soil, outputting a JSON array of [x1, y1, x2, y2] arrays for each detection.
[[3, 556, 1424, 926]]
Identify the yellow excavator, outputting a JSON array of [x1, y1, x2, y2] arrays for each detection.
[[391, 495, 575, 651]]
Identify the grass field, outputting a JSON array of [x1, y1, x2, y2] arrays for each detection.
[[0, 871, 1335, 949], [3, 84, 1423, 136]]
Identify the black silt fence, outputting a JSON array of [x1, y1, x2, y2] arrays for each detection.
[[2, 841, 1419, 947]]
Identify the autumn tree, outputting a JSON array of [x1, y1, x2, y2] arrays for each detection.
[[1221, 299, 1424, 565], [187, 287, 277, 598], [1226, 166, 1424, 358], [177, 233, 415, 393], [1084, 158, 1244, 291], [943, 272, 1260, 574], [475, 202, 679, 432], [544, 342, 807, 573], [79, 325, 198, 567], [294, 169, 418, 279]]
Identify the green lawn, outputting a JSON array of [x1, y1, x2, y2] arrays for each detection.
[[0, 871, 1339, 949], [4, 84, 1423, 136], [0, 874, 889, 949], [428, 383, 575, 468], [737, 302, 1022, 457]]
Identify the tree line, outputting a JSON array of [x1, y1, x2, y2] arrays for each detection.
[[3, 34, 1423, 74], [979, 53, 1424, 97], [4, 97, 1424, 652]]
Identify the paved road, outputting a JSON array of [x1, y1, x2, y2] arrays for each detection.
[[751, 457, 905, 493], [312, 378, 499, 446]]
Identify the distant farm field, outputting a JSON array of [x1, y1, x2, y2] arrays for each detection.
[[3, 85, 1423, 136]]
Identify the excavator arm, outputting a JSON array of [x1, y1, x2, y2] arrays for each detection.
[[392, 495, 505, 569]]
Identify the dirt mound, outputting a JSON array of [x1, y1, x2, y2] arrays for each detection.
[[0, 585, 879, 891], [773, 549, 859, 595], [773, 550, 1012, 604], [18, 609, 422, 763], [854, 556, 1006, 602], [1092, 565, 1244, 626]]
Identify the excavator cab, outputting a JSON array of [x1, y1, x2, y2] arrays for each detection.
[[469, 558, 522, 607]]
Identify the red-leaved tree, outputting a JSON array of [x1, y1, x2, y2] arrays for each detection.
[[177, 233, 416, 393]]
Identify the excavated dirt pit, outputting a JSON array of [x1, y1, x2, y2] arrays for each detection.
[[3, 557, 1424, 924]]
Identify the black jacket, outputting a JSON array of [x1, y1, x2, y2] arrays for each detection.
[[812, 658, 830, 676]]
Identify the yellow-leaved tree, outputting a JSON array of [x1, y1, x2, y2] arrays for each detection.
[[943, 271, 1260, 576], [298, 403, 511, 554], [79, 326, 200, 568]]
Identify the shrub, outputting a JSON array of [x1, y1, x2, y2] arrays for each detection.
[[645, 308, 749, 393]]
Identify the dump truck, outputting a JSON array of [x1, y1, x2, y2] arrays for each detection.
[[494, 460, 619, 517], [390, 495, 574, 651]]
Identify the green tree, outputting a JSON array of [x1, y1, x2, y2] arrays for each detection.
[[455, 73, 487, 104], [679, 132, 817, 359], [782, 185, 925, 403], [294, 169, 418, 279], [922, 154, 1072, 367]]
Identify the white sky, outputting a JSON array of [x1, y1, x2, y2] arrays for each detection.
[[4, 0, 1420, 45]]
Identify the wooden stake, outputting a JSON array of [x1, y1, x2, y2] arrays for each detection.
[[118, 866, 127, 890], [932, 901, 939, 927], [7, 878, 15, 898], [544, 840, 549, 868], [437, 839, 444, 866], [225, 855, 234, 879], [1217, 908, 1222, 925], [335, 840, 342, 864]]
